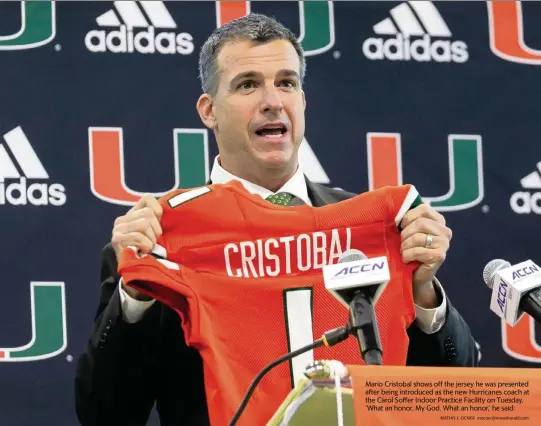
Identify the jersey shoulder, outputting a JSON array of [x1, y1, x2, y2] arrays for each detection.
[[373, 184, 422, 229], [334, 184, 420, 228], [158, 180, 247, 211], [155, 181, 260, 253]]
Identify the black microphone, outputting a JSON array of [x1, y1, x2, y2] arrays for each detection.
[[520, 288, 541, 323], [349, 288, 383, 365], [484, 259, 541, 324], [324, 249, 386, 365], [227, 326, 350, 426]]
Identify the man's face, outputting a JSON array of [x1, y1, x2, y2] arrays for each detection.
[[202, 39, 306, 177]]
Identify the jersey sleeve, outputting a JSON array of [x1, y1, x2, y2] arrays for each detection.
[[117, 196, 202, 344], [117, 186, 221, 343], [387, 184, 423, 231]]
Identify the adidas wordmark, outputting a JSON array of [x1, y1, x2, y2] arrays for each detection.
[[511, 163, 541, 214], [85, 1, 194, 55], [0, 127, 66, 206], [362, 1, 468, 63]]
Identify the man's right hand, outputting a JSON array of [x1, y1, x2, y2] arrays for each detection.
[[112, 194, 163, 300]]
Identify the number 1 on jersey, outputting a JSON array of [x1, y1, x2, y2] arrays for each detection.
[[283, 288, 314, 388], [169, 189, 317, 387]]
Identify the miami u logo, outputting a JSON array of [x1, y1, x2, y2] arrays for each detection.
[[0, 282, 66, 362], [0, 1, 56, 50], [367, 133, 484, 212]]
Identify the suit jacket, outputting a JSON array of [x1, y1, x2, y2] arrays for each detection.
[[74, 179, 479, 426]]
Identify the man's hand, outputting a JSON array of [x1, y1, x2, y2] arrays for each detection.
[[400, 204, 452, 309], [111, 194, 163, 300]]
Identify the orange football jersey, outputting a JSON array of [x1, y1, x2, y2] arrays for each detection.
[[118, 180, 421, 426]]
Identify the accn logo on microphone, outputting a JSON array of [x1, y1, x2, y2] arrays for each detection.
[[499, 260, 541, 364], [488, 1, 541, 65]]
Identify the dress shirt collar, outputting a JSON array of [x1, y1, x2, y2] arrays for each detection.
[[209, 155, 312, 206]]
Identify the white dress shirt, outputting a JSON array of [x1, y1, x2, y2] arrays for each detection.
[[119, 156, 447, 334]]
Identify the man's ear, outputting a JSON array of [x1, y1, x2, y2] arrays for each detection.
[[196, 94, 216, 130]]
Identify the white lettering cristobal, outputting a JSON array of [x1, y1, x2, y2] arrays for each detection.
[[224, 228, 352, 278]]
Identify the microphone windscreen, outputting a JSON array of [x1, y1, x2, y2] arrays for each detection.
[[483, 259, 511, 289], [338, 249, 367, 263]]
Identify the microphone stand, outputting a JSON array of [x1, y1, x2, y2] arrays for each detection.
[[349, 289, 383, 366]]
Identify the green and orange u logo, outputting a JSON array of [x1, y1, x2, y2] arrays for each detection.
[[367, 133, 484, 212], [0, 282, 66, 362], [0, 1, 56, 51]]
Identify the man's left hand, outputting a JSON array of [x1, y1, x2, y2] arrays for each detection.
[[400, 204, 452, 308]]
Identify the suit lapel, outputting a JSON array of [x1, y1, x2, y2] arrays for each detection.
[[305, 177, 334, 207]]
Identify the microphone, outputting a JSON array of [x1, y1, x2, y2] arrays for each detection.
[[227, 326, 350, 426], [483, 258, 541, 325], [323, 249, 389, 365]]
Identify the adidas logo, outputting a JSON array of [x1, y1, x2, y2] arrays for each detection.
[[511, 163, 541, 214], [85, 1, 194, 55], [362, 1, 468, 63], [0, 126, 66, 206]]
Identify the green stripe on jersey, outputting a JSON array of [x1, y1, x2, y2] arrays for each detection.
[[395, 186, 422, 231]]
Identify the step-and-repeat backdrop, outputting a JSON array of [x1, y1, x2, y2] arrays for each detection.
[[1, 1, 541, 425]]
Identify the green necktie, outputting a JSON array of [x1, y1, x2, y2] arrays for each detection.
[[266, 192, 294, 206]]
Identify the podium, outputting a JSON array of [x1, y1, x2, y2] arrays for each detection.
[[266, 366, 541, 426]]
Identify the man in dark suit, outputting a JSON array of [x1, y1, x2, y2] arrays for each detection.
[[75, 13, 478, 426]]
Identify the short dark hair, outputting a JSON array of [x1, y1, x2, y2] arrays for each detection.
[[198, 13, 306, 96]]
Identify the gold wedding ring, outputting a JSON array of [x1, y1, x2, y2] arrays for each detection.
[[425, 234, 433, 248]]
